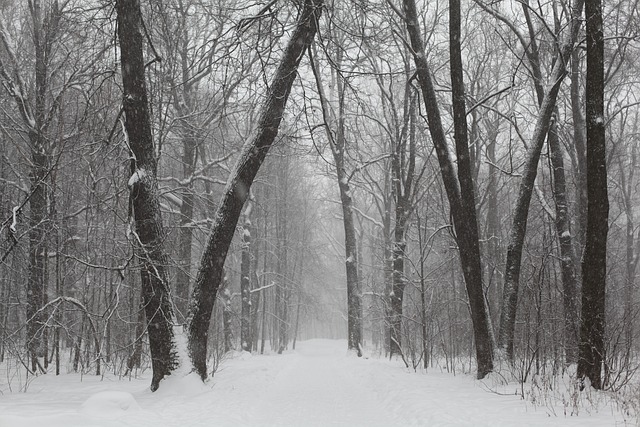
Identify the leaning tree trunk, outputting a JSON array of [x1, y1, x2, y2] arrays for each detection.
[[517, 4, 580, 365], [497, 0, 584, 360], [402, 0, 494, 378], [578, 0, 608, 390], [117, 0, 179, 392], [187, 0, 323, 380]]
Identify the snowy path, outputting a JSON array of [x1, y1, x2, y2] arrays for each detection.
[[0, 339, 632, 426], [240, 341, 399, 426]]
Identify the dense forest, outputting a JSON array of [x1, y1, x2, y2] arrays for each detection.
[[0, 0, 633, 399]]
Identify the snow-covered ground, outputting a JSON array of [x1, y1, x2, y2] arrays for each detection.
[[0, 340, 635, 426]]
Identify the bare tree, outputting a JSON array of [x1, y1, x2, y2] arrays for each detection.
[[578, 0, 608, 390], [187, 0, 323, 380], [399, 0, 494, 378], [116, 0, 179, 391], [309, 36, 363, 356], [475, 0, 585, 360]]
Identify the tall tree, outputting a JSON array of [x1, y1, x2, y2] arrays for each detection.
[[476, 0, 585, 359], [400, 0, 494, 378], [310, 28, 363, 356], [116, 0, 179, 392], [578, 0, 608, 390], [187, 0, 323, 380], [480, 0, 582, 362]]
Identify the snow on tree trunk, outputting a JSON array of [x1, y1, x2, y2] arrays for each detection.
[[578, 0, 608, 390], [187, 0, 323, 380], [549, 126, 580, 364], [240, 199, 253, 352], [175, 131, 197, 322], [116, 0, 180, 391], [221, 274, 234, 353], [571, 51, 588, 260]]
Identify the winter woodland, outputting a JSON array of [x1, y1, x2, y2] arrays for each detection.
[[0, 0, 637, 425]]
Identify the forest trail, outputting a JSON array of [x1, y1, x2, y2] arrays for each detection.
[[0, 339, 630, 426]]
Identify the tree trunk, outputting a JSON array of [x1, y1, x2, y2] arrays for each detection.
[[519, 4, 581, 365], [549, 127, 580, 364], [571, 51, 588, 258], [485, 118, 501, 318], [27, 132, 48, 371], [221, 274, 234, 353], [187, 0, 322, 380], [175, 131, 197, 322], [117, 0, 179, 391], [618, 148, 637, 356], [578, 0, 608, 389], [276, 169, 289, 354], [389, 212, 406, 357], [240, 199, 253, 352], [383, 178, 393, 355], [497, 0, 584, 359], [309, 44, 362, 356], [388, 91, 418, 359], [402, 0, 494, 377]]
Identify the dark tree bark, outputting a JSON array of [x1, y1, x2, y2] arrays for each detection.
[[187, 0, 323, 380], [402, 0, 494, 378], [578, 0, 608, 390], [221, 274, 234, 353], [117, 0, 179, 391], [26, 134, 48, 371]]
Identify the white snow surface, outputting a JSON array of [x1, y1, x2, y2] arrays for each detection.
[[0, 340, 633, 426]]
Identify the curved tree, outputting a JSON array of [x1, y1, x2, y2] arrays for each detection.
[[117, 0, 323, 388]]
